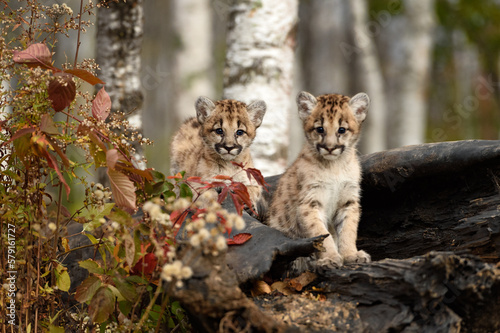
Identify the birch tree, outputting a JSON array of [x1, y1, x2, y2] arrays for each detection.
[[96, 0, 144, 166], [223, 0, 298, 176], [388, 0, 436, 147], [171, 0, 214, 120], [346, 0, 388, 154]]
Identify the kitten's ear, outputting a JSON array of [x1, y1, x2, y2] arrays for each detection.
[[297, 91, 317, 121], [247, 100, 267, 128], [349, 93, 370, 123], [195, 96, 216, 124]]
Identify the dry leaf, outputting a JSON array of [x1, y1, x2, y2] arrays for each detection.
[[251, 280, 272, 297]]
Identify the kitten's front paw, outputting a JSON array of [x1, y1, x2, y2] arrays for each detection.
[[344, 250, 371, 264], [315, 255, 343, 273]]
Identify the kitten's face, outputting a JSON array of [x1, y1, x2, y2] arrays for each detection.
[[196, 98, 266, 160], [297, 92, 369, 160]]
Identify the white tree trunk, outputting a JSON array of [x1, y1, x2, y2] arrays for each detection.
[[96, 0, 144, 124], [223, 0, 298, 177], [171, 0, 214, 120], [390, 0, 436, 147], [96, 0, 144, 177], [347, 0, 388, 154]]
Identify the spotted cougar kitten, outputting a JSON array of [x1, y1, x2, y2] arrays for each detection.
[[267, 91, 371, 271], [170, 96, 266, 214]]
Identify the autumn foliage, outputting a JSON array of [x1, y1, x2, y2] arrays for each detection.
[[0, 2, 263, 332]]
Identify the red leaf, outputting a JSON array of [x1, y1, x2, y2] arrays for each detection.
[[170, 209, 189, 228], [48, 72, 76, 112], [200, 181, 227, 189], [245, 167, 269, 191], [39, 143, 70, 199], [131, 253, 158, 277], [107, 168, 136, 213], [13, 43, 54, 69], [227, 233, 252, 245], [106, 148, 123, 169], [186, 176, 204, 183], [230, 182, 254, 214], [218, 186, 230, 204], [74, 276, 102, 303], [45, 135, 70, 168], [0, 126, 36, 148], [64, 68, 104, 85], [231, 161, 245, 169], [116, 165, 153, 181], [229, 191, 245, 216], [88, 287, 114, 324], [92, 87, 111, 121], [191, 208, 207, 221], [106, 150, 136, 212], [167, 172, 184, 180], [213, 175, 232, 180]]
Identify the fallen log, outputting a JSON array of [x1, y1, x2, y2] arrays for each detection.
[[64, 140, 500, 332]]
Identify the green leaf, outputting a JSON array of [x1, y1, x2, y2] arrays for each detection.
[[179, 183, 192, 199], [55, 269, 71, 292], [171, 301, 186, 321], [149, 181, 173, 196], [148, 304, 163, 321], [82, 202, 115, 225], [125, 275, 148, 284], [83, 233, 107, 267], [113, 277, 137, 302], [119, 300, 133, 317], [79, 259, 104, 275], [107, 284, 126, 302], [151, 170, 166, 182], [107, 208, 133, 227], [88, 287, 115, 324], [74, 276, 102, 303], [49, 325, 65, 333]]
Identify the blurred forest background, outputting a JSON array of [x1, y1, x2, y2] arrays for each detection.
[[24, 0, 500, 176]]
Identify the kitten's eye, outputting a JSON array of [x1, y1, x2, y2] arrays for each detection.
[[338, 127, 346, 134], [236, 129, 245, 136], [215, 128, 224, 135], [315, 127, 324, 134]]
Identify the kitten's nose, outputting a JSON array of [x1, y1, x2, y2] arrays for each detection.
[[222, 145, 237, 154]]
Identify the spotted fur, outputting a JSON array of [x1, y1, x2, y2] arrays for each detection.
[[170, 97, 266, 214], [267, 91, 371, 272]]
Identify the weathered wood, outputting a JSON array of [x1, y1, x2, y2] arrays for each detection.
[[358, 140, 500, 262], [255, 252, 500, 332]]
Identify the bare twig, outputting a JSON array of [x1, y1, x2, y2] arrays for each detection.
[[73, 0, 84, 67]]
